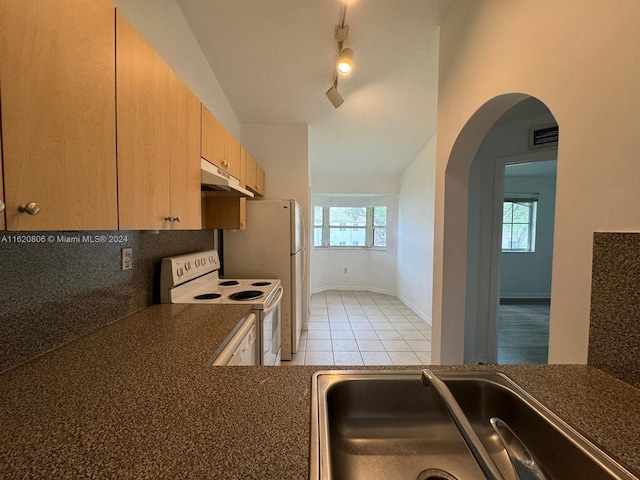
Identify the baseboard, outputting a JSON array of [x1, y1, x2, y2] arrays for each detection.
[[396, 293, 432, 325], [311, 286, 397, 296], [500, 297, 551, 305]]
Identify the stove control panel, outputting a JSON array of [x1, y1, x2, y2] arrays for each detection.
[[160, 250, 221, 301]]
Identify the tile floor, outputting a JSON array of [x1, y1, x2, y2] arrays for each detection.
[[284, 290, 432, 366]]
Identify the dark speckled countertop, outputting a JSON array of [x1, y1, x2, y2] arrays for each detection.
[[1, 305, 640, 479]]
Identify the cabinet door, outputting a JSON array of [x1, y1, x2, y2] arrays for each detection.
[[202, 196, 246, 230], [245, 151, 257, 192], [0, 139, 5, 230], [167, 73, 201, 230], [256, 163, 266, 197], [0, 0, 117, 230], [116, 11, 172, 230], [202, 106, 226, 170], [224, 133, 242, 180], [244, 152, 265, 197]]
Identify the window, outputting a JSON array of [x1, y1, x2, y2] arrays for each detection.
[[502, 194, 538, 252], [314, 206, 387, 248]]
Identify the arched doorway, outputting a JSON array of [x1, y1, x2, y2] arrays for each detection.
[[436, 93, 558, 365]]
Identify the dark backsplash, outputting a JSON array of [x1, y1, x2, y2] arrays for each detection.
[[0, 230, 214, 372], [589, 232, 640, 389]]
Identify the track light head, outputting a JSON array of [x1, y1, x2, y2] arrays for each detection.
[[337, 47, 354, 74], [325, 84, 344, 108]]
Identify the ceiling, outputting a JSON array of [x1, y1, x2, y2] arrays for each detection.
[[505, 160, 557, 178], [176, 0, 446, 176]]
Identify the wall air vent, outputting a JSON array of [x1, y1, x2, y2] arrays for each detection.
[[529, 124, 559, 149]]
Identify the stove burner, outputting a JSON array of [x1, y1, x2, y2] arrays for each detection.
[[194, 293, 222, 300], [219, 280, 240, 287], [251, 281, 272, 287], [228, 290, 265, 301]]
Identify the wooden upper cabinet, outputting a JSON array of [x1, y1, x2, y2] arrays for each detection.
[[202, 104, 243, 181], [201, 106, 226, 170], [0, 0, 117, 230], [244, 151, 265, 197], [167, 74, 201, 230], [116, 11, 200, 230], [224, 133, 242, 181], [0, 137, 5, 230]]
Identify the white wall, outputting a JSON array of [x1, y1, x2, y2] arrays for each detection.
[[241, 123, 311, 325], [433, 1, 640, 364], [500, 174, 556, 298], [111, 0, 241, 138], [397, 137, 437, 323], [311, 172, 401, 196], [310, 195, 398, 296]]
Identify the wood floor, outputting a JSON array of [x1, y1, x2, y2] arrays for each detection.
[[497, 300, 550, 364]]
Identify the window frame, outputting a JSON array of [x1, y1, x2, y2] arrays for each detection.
[[313, 206, 387, 249], [501, 194, 538, 253]]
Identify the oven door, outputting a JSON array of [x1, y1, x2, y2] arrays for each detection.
[[261, 286, 283, 366]]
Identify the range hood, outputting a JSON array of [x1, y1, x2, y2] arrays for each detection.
[[201, 158, 254, 197]]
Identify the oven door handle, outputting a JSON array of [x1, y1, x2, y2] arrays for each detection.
[[263, 286, 284, 315]]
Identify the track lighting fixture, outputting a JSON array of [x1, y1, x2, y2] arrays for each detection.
[[337, 47, 354, 74], [325, 2, 355, 108], [325, 82, 344, 108]]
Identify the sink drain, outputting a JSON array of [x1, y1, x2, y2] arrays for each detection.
[[416, 468, 459, 480]]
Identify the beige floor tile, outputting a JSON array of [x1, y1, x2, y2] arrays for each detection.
[[353, 330, 379, 340], [356, 339, 385, 351], [376, 331, 403, 340], [361, 351, 393, 366], [331, 330, 355, 340], [332, 339, 359, 351], [405, 340, 431, 352], [307, 330, 332, 340], [305, 351, 334, 365], [306, 339, 333, 351], [334, 351, 364, 366], [388, 351, 421, 365], [381, 339, 412, 352]]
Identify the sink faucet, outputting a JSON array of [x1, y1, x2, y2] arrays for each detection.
[[421, 369, 507, 480], [421, 370, 549, 480]]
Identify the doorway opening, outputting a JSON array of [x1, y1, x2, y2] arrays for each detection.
[[463, 97, 558, 364], [497, 159, 556, 363]]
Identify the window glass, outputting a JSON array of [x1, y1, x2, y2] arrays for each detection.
[[314, 206, 324, 226], [314, 205, 388, 248], [502, 199, 536, 252], [329, 207, 366, 227], [373, 206, 387, 226], [330, 227, 366, 247]]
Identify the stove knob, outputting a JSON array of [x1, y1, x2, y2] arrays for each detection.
[[209, 255, 215, 263], [201, 256, 206, 265], [177, 267, 184, 277], [195, 259, 200, 267], [185, 261, 191, 271]]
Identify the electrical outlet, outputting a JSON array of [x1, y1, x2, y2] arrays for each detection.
[[121, 247, 133, 271]]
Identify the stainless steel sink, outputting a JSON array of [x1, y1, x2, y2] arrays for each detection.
[[309, 370, 638, 480]]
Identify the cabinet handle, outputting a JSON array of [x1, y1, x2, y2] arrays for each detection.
[[174, 216, 181, 223], [165, 216, 175, 222], [0, 200, 5, 212], [19, 202, 41, 215]]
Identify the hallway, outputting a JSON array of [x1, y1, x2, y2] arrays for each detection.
[[285, 290, 432, 366]]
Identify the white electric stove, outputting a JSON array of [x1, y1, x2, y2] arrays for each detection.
[[160, 250, 282, 365]]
